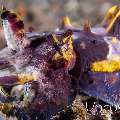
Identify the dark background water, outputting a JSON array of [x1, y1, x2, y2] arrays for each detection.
[[0, 0, 119, 31]]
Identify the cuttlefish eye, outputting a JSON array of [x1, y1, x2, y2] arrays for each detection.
[[16, 20, 24, 29], [1, 10, 10, 19]]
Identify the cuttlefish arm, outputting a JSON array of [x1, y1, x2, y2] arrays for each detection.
[[1, 7, 30, 52], [59, 16, 107, 36], [60, 5, 120, 36], [101, 5, 120, 35]]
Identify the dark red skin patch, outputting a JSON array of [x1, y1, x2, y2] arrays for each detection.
[[8, 13, 17, 22], [16, 20, 24, 29], [10, 22, 18, 32]]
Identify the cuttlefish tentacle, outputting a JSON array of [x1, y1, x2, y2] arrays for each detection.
[[106, 10, 120, 33], [101, 5, 120, 34], [102, 5, 119, 26], [60, 16, 72, 29], [1, 7, 30, 52]]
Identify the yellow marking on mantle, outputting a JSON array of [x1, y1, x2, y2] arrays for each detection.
[[17, 73, 38, 84], [91, 60, 120, 72]]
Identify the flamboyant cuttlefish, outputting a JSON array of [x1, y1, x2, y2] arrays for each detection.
[[0, 5, 120, 120]]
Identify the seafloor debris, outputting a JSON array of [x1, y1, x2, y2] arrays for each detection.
[[0, 4, 120, 120], [72, 95, 87, 120]]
